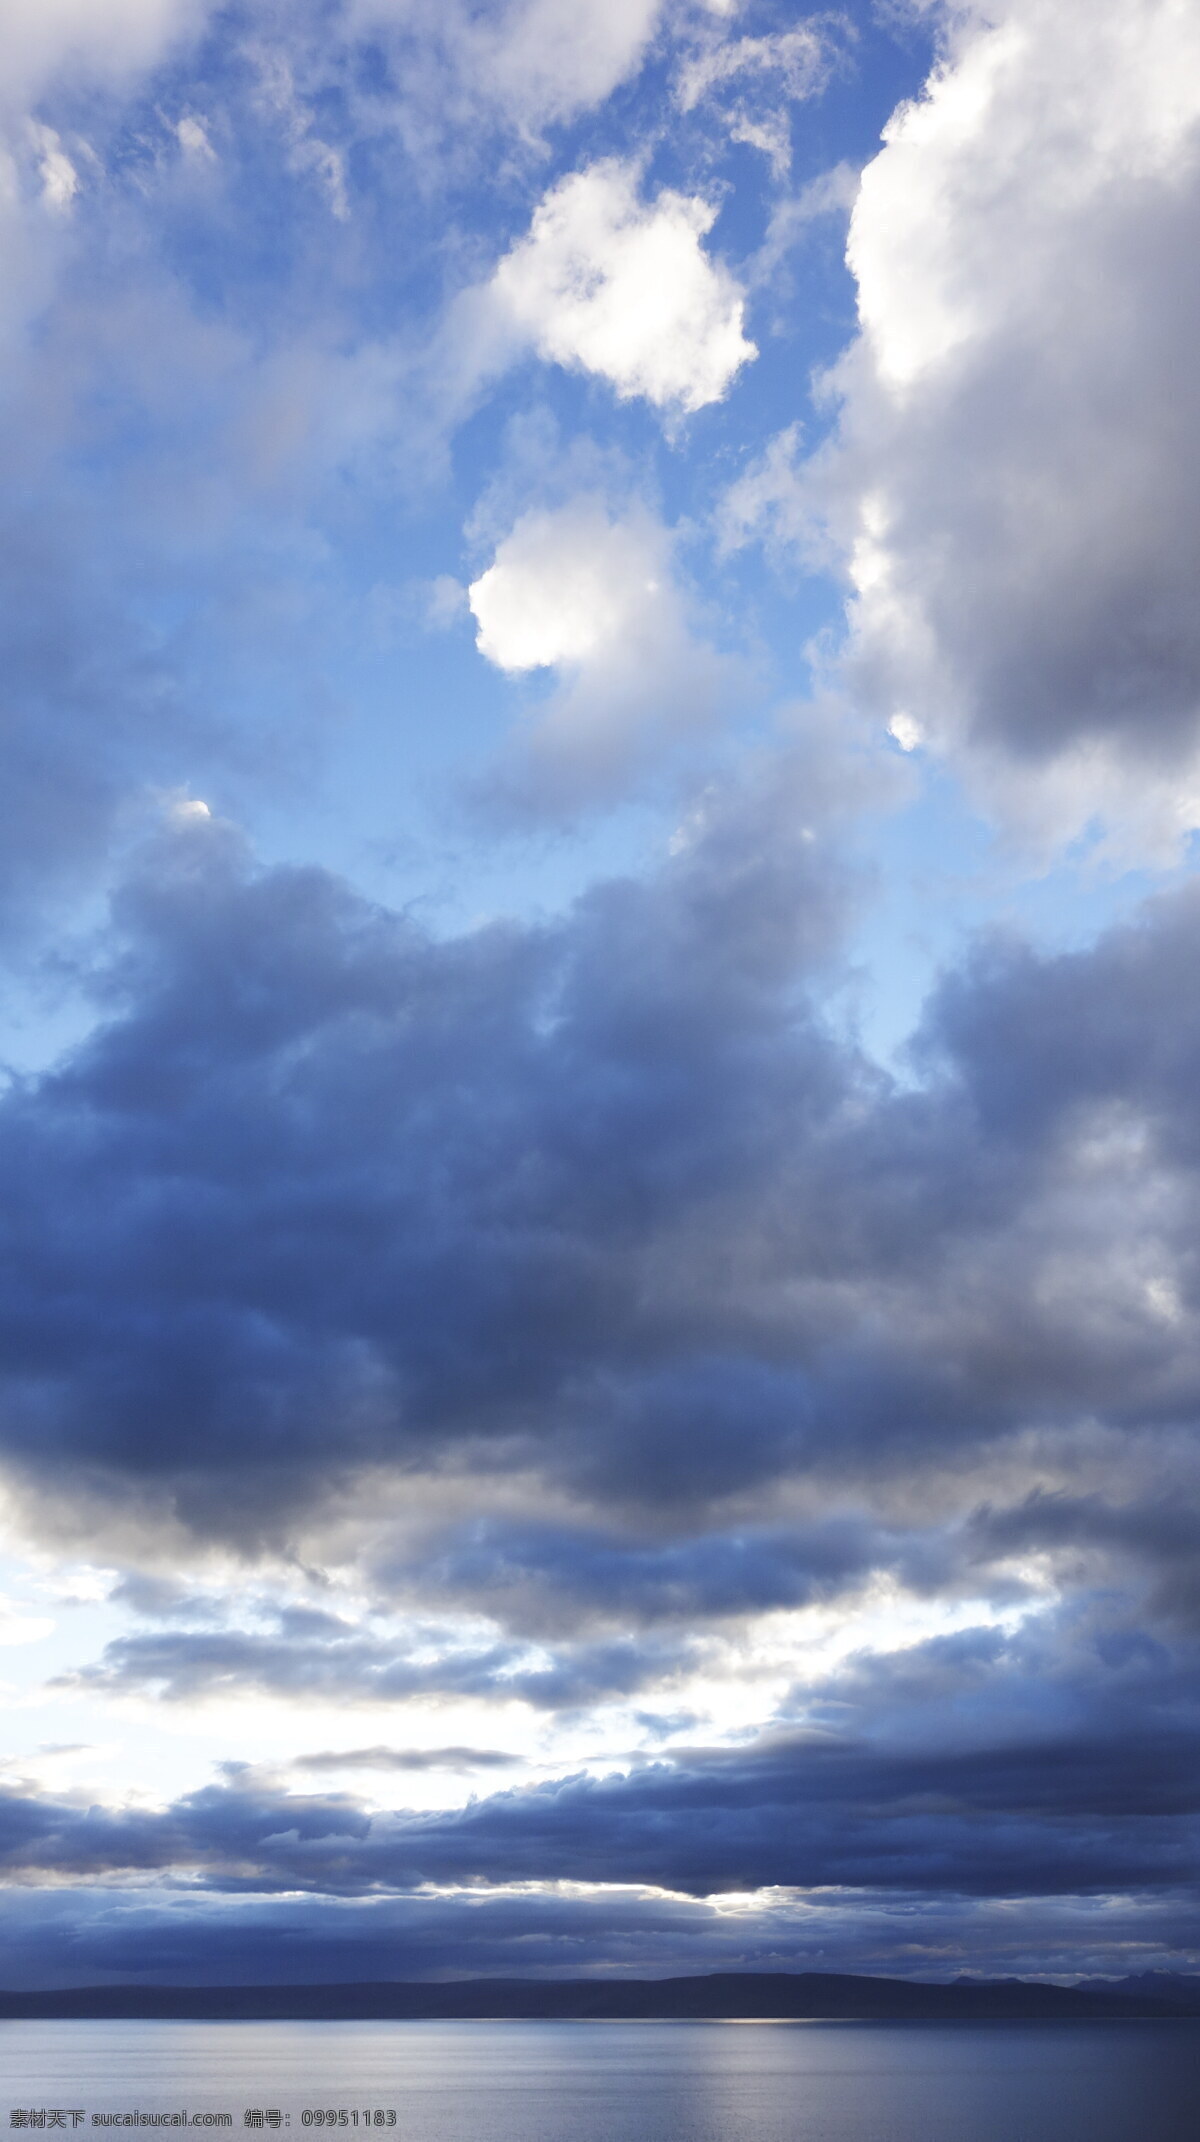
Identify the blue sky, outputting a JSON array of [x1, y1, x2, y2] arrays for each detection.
[[0, 0, 1198, 1990]]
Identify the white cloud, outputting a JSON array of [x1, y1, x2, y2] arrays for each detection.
[[30, 124, 77, 212], [0, 0, 207, 110], [0, 0, 209, 353], [348, 0, 665, 135], [247, 42, 350, 221], [717, 422, 809, 559], [454, 0, 664, 130], [888, 713, 922, 753], [0, 1593, 53, 1645], [467, 497, 735, 808], [176, 115, 216, 163], [488, 160, 757, 415], [849, 0, 1200, 395], [675, 22, 835, 176], [0, 0, 210, 350], [423, 574, 470, 630], [676, 25, 830, 112], [469, 501, 669, 673], [785, 0, 1200, 855]]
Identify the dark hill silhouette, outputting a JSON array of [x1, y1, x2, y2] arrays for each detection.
[[0, 1971, 1198, 2021], [1089, 1972, 1200, 2004]]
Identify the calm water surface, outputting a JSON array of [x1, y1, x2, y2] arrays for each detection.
[[1, 2019, 1197, 2142]]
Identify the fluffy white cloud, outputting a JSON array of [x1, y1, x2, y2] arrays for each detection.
[[467, 497, 733, 806], [489, 160, 756, 414], [764, 0, 1200, 853], [469, 500, 670, 674]]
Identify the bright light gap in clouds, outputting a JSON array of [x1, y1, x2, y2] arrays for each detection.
[[0, 0, 1193, 2002]]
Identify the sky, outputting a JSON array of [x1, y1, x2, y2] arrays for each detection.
[[0, 0, 1197, 1991]]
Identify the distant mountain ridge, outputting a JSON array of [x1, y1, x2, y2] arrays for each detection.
[[1081, 1972, 1200, 2003], [0, 1971, 1198, 2022]]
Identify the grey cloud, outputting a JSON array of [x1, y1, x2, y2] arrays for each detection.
[[0, 763, 869, 1539], [3, 1878, 1195, 1990], [968, 1491, 1200, 1629], [59, 1618, 702, 1713], [8, 1605, 1200, 1901], [294, 1747, 517, 1773], [805, 0, 1200, 844], [0, 500, 194, 933], [0, 775, 1199, 1591], [397, 1512, 963, 1635], [108, 1575, 230, 1621]]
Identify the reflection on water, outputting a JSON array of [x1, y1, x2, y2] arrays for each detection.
[[1, 2018, 1197, 2142]]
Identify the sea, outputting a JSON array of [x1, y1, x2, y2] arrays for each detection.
[[1, 2019, 1198, 2142]]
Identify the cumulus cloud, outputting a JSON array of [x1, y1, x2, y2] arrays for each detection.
[[467, 496, 737, 807], [469, 500, 670, 674], [487, 161, 756, 414], [1, 777, 1200, 1583], [0, 775, 854, 1538], [759, 0, 1200, 850]]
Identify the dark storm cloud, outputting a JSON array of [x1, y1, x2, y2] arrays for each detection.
[[0, 768, 865, 1536], [0, 771, 1191, 1576], [967, 1491, 1200, 1629], [0, 768, 1199, 1592], [388, 1512, 962, 1633], [915, 888, 1200, 1144]]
